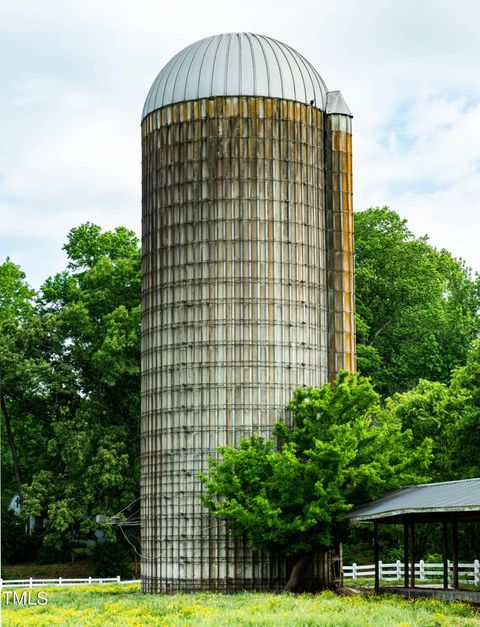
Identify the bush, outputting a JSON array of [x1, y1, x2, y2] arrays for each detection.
[[71, 547, 93, 561], [93, 540, 132, 579], [383, 547, 405, 563], [36, 542, 71, 565], [1, 504, 41, 564]]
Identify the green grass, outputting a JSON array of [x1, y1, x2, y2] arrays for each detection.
[[1, 585, 479, 626]]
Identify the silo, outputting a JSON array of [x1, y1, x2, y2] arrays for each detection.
[[141, 32, 355, 593]]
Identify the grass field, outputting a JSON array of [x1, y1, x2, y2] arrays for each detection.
[[1, 584, 479, 626]]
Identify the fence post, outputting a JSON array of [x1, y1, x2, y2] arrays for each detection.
[[88, 576, 92, 585], [396, 560, 401, 580], [59, 577, 63, 586], [378, 560, 383, 581], [474, 560, 479, 586], [29, 577, 33, 589], [117, 575, 121, 584], [419, 559, 425, 581], [352, 563, 357, 580]]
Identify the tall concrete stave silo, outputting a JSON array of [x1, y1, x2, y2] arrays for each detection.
[[141, 33, 355, 593]]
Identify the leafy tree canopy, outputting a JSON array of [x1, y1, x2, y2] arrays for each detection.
[[1, 224, 140, 552], [387, 340, 480, 482], [200, 373, 432, 590], [0, 258, 35, 323], [448, 341, 480, 478], [355, 207, 480, 395]]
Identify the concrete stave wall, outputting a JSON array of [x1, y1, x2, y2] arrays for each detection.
[[141, 95, 352, 592], [325, 114, 356, 377]]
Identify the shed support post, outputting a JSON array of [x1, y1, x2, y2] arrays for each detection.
[[403, 521, 409, 588], [410, 522, 415, 588], [452, 520, 459, 590], [442, 520, 449, 590], [374, 521, 380, 591]]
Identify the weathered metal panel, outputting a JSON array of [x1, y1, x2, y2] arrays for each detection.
[[326, 90, 352, 117]]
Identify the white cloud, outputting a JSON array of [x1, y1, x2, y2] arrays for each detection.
[[1, 0, 480, 288]]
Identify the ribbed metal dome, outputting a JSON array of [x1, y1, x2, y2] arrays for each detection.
[[142, 33, 329, 119]]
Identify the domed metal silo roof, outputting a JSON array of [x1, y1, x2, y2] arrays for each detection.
[[142, 32, 329, 119]]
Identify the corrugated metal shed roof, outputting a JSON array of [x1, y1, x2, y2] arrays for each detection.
[[347, 478, 480, 522], [142, 33, 330, 119]]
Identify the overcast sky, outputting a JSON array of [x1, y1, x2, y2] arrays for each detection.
[[1, 0, 479, 288]]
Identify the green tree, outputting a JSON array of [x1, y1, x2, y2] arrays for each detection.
[[374, 348, 480, 564], [200, 373, 431, 591], [355, 207, 480, 395], [384, 380, 452, 481], [0, 259, 44, 502], [1, 224, 141, 553], [443, 341, 480, 479], [0, 259, 35, 323], [383, 341, 480, 482]]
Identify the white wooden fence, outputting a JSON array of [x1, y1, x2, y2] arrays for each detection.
[[2, 565, 480, 588], [0, 576, 141, 589], [343, 560, 480, 585]]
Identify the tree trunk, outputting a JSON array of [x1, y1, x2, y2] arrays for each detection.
[[1, 389, 23, 504], [284, 554, 312, 592]]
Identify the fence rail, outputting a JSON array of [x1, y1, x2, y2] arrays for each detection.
[[343, 560, 480, 585], [0, 577, 141, 589], [2, 564, 479, 589]]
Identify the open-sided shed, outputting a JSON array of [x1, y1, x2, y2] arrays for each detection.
[[347, 478, 480, 603]]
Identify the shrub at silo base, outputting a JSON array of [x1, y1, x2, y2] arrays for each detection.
[[93, 540, 132, 579]]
